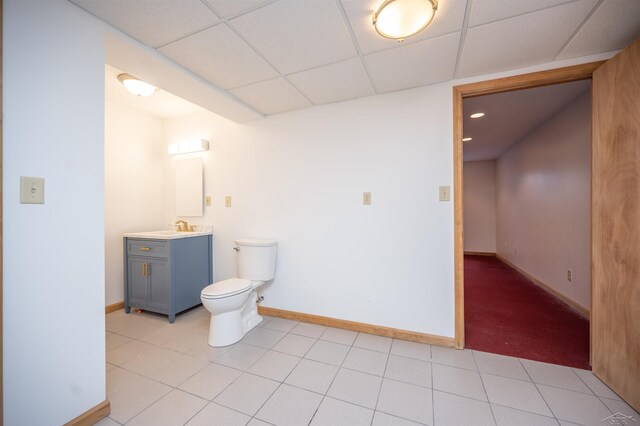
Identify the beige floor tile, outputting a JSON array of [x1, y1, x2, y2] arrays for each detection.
[[538, 384, 611, 426], [272, 333, 317, 357], [215, 343, 267, 371], [481, 373, 552, 417], [106, 366, 143, 397], [146, 353, 209, 387], [106, 340, 155, 366], [433, 390, 495, 426], [94, 416, 120, 426], [311, 396, 374, 426], [263, 317, 299, 333], [127, 389, 207, 426], [108, 375, 172, 424], [242, 327, 286, 349], [372, 411, 423, 425], [431, 347, 477, 371], [159, 329, 205, 353], [106, 333, 131, 352], [120, 345, 179, 377], [116, 317, 165, 340], [376, 378, 433, 424], [248, 350, 301, 381], [491, 404, 559, 426], [353, 333, 392, 353], [385, 355, 431, 388], [186, 402, 251, 426], [185, 341, 232, 362], [139, 323, 188, 346], [256, 384, 323, 426], [247, 418, 272, 426], [572, 368, 621, 400], [320, 327, 358, 345], [473, 351, 530, 381], [327, 368, 383, 409], [343, 347, 388, 376], [214, 373, 279, 416], [284, 358, 339, 394], [290, 322, 327, 338], [433, 363, 487, 401], [178, 363, 242, 400], [600, 397, 639, 419], [521, 359, 592, 394], [390, 340, 431, 362], [305, 340, 350, 366]]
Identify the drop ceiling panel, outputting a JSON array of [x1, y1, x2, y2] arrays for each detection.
[[342, 0, 467, 54], [229, 0, 357, 74], [288, 58, 375, 105], [468, 0, 573, 26], [365, 32, 460, 93], [457, 0, 596, 78], [204, 0, 273, 18], [71, 0, 220, 47], [230, 78, 312, 115], [557, 0, 640, 59], [159, 24, 279, 90]]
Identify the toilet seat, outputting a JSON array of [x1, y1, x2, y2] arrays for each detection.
[[201, 278, 252, 299]]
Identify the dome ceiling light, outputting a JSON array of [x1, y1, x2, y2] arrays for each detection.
[[373, 0, 438, 41], [117, 73, 158, 97]]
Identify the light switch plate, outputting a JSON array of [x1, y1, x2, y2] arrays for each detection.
[[225, 196, 232, 208], [439, 185, 451, 201], [20, 176, 45, 204], [363, 192, 371, 205], [205, 195, 212, 206]]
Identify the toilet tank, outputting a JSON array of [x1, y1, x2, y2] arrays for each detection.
[[235, 239, 277, 281]]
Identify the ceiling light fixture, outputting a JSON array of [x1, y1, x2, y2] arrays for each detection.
[[470, 112, 485, 118], [462, 137, 472, 142], [373, 0, 438, 40], [168, 139, 210, 155], [117, 73, 158, 97]]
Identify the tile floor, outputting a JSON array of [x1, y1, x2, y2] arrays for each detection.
[[100, 307, 638, 426]]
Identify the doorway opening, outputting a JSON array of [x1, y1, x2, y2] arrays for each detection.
[[452, 62, 605, 363], [460, 80, 591, 368]]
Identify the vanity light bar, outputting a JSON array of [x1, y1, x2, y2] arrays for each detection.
[[168, 139, 210, 155]]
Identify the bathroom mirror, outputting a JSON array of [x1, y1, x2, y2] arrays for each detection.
[[175, 157, 203, 217]]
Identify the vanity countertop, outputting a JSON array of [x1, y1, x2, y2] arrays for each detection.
[[123, 230, 213, 240]]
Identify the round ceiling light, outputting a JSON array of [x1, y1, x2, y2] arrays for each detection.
[[470, 112, 485, 118], [373, 0, 438, 40], [117, 73, 158, 97]]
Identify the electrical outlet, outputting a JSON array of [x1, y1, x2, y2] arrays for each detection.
[[225, 196, 232, 208], [363, 192, 371, 205], [205, 195, 212, 206], [567, 269, 573, 282]]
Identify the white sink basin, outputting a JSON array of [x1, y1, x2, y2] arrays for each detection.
[[123, 229, 212, 239]]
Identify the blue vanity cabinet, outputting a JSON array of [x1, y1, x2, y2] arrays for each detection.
[[124, 234, 213, 323]]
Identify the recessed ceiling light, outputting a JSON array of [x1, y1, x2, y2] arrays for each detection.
[[462, 137, 472, 142], [373, 0, 438, 40], [118, 73, 158, 97], [470, 112, 485, 118]]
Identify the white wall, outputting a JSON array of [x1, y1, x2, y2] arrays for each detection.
[[105, 100, 165, 305], [463, 161, 497, 253], [162, 85, 456, 336], [3, 0, 106, 424], [496, 91, 591, 309]]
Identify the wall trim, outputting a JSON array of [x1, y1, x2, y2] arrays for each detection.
[[105, 301, 125, 314], [453, 61, 604, 349], [496, 254, 590, 320], [464, 251, 496, 256], [64, 400, 110, 426], [258, 306, 455, 347]]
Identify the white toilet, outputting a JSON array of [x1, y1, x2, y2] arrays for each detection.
[[200, 239, 277, 347]]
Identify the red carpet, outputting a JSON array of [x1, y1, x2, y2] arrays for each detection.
[[464, 255, 591, 370]]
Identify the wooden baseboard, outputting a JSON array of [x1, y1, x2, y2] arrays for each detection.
[[258, 306, 455, 347], [105, 301, 125, 314], [64, 400, 110, 426], [464, 251, 496, 256], [496, 255, 590, 319]]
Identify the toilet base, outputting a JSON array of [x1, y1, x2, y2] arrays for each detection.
[[207, 290, 263, 347]]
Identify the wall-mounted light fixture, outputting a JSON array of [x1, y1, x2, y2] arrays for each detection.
[[373, 0, 438, 40], [462, 137, 473, 142], [118, 73, 158, 97], [168, 139, 210, 155]]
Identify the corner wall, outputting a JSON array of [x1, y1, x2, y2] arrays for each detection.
[[104, 100, 165, 305], [463, 160, 496, 253], [4, 0, 106, 423], [496, 91, 591, 309]]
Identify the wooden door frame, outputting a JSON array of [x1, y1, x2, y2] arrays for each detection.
[[453, 61, 605, 349]]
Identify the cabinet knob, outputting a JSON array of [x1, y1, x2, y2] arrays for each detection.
[[140, 247, 151, 251]]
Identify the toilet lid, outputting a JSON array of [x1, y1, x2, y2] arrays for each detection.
[[201, 278, 252, 299]]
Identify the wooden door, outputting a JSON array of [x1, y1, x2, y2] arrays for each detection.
[[592, 38, 640, 410]]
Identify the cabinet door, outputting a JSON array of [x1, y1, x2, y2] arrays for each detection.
[[146, 258, 169, 310], [128, 258, 148, 307]]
